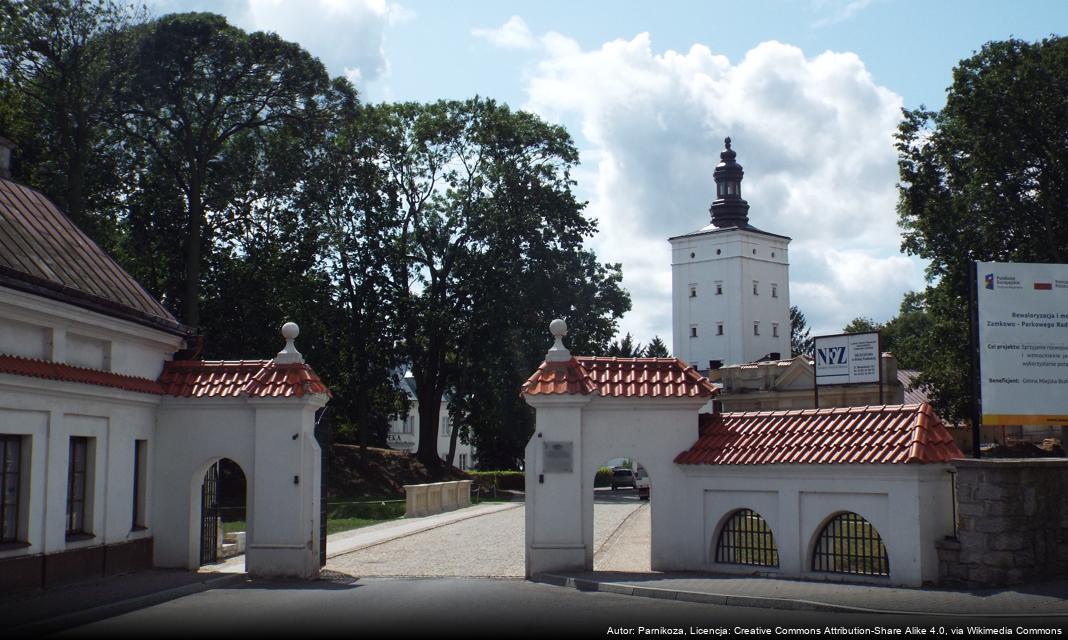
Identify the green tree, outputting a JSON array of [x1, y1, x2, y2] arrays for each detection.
[[368, 98, 628, 470], [896, 36, 1068, 423], [644, 335, 669, 358], [0, 0, 143, 242], [606, 332, 643, 357], [112, 12, 330, 327], [790, 305, 813, 357]]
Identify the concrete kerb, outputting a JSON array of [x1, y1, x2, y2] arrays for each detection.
[[532, 573, 1068, 618], [7, 572, 246, 637]]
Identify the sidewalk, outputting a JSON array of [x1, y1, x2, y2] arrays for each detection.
[[0, 502, 520, 635], [535, 570, 1068, 618]]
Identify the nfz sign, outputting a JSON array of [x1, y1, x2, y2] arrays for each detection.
[[814, 332, 880, 386]]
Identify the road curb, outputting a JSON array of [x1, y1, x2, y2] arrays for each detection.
[[532, 573, 1068, 618], [8, 572, 247, 636]]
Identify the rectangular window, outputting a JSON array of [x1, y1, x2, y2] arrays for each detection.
[[459, 454, 467, 470], [1, 435, 24, 544], [689, 285, 697, 298], [753, 281, 759, 295], [441, 415, 451, 437], [690, 325, 698, 338], [132, 440, 147, 530], [716, 323, 724, 336], [771, 284, 778, 298], [67, 437, 91, 537], [403, 416, 414, 434], [715, 282, 723, 295], [754, 322, 760, 337], [772, 323, 780, 338]]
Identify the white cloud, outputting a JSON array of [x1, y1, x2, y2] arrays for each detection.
[[149, 0, 404, 88], [811, 0, 875, 28], [520, 32, 923, 344], [472, 15, 537, 50]]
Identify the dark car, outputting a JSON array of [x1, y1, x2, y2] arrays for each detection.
[[611, 467, 636, 490]]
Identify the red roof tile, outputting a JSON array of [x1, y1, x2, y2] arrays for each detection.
[[523, 356, 717, 398], [0, 354, 164, 394], [0, 178, 185, 335], [158, 360, 331, 398], [676, 403, 964, 465]]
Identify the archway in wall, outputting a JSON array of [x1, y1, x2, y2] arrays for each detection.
[[199, 458, 248, 567], [592, 457, 652, 572]]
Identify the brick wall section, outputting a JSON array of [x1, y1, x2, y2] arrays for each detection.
[[937, 459, 1068, 587]]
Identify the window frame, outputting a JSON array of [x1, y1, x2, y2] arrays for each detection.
[[715, 508, 780, 567], [0, 435, 25, 545], [753, 322, 760, 337], [66, 436, 92, 539], [132, 439, 147, 530], [811, 512, 890, 577]]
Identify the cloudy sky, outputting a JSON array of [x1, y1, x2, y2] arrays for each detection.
[[153, 0, 1066, 342]]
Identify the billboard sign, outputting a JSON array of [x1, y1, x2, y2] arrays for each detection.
[[813, 332, 880, 386], [977, 261, 1068, 426]]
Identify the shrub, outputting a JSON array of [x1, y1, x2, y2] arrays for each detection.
[[594, 467, 614, 487], [468, 471, 525, 492]]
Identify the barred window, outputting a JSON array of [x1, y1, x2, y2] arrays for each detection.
[[1, 435, 24, 544], [66, 437, 91, 537], [812, 512, 889, 576], [715, 509, 779, 567]]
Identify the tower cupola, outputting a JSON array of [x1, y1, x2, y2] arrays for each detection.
[[709, 137, 750, 228]]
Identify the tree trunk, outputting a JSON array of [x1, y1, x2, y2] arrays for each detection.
[[183, 178, 203, 327], [446, 420, 458, 469], [415, 382, 443, 472]]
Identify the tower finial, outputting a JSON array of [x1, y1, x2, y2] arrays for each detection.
[[275, 321, 304, 364], [709, 136, 749, 228], [546, 318, 571, 362], [724, 136, 731, 150]]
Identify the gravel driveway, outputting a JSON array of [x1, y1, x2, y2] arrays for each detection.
[[327, 499, 645, 577]]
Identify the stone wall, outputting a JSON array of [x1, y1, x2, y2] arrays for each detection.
[[938, 458, 1068, 587]]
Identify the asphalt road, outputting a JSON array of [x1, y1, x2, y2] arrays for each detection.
[[60, 575, 1031, 639]]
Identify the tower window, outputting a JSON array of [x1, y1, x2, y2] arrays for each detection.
[[772, 323, 780, 338], [715, 282, 723, 295], [753, 322, 760, 337], [689, 285, 697, 298], [753, 281, 759, 295], [690, 325, 698, 338], [771, 284, 778, 298], [716, 323, 724, 336]]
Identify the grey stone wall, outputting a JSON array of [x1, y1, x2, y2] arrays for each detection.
[[938, 458, 1068, 587]]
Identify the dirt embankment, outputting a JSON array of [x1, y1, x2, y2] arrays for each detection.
[[328, 445, 469, 499]]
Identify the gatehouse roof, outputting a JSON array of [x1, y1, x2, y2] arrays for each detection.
[[523, 356, 718, 399]]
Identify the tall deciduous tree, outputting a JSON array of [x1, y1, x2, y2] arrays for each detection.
[[113, 12, 329, 327], [369, 98, 628, 469], [0, 0, 142, 242], [896, 36, 1068, 424]]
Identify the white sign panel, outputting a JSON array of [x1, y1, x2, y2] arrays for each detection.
[[977, 261, 1068, 426], [814, 332, 880, 386]]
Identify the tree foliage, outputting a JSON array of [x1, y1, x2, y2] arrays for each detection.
[[896, 36, 1068, 423], [644, 335, 670, 358], [789, 305, 813, 357]]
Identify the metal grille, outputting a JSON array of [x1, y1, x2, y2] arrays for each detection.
[[1, 435, 22, 543], [715, 509, 779, 567], [812, 512, 889, 576], [200, 462, 220, 565], [66, 437, 88, 535]]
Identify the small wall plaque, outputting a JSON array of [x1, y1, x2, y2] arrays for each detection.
[[542, 441, 573, 473]]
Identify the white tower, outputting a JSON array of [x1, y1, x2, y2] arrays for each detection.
[[669, 138, 791, 370]]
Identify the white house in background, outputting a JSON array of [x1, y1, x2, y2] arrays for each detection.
[[387, 372, 476, 470], [0, 139, 329, 591], [670, 138, 791, 371]]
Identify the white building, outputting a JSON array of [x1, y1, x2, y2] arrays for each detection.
[[387, 373, 476, 470], [670, 138, 791, 370], [0, 147, 328, 590]]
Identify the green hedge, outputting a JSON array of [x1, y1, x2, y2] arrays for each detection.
[[328, 500, 406, 521], [468, 471, 525, 492], [594, 467, 613, 487]]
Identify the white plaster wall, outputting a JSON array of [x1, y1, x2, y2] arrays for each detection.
[[387, 399, 476, 468], [0, 316, 50, 360], [679, 464, 954, 587], [671, 229, 790, 368], [0, 377, 158, 560]]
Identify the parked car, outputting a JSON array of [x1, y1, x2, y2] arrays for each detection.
[[611, 467, 637, 490]]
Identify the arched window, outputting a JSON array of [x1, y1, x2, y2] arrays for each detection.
[[715, 509, 779, 567], [812, 512, 889, 576]]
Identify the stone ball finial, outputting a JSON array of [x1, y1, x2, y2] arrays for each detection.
[[546, 318, 570, 362], [724, 136, 732, 149], [275, 321, 304, 364]]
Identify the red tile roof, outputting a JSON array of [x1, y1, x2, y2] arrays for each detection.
[[158, 360, 331, 398], [0, 177, 185, 335], [0, 354, 164, 394], [523, 357, 717, 398], [676, 403, 964, 465], [0, 354, 330, 399]]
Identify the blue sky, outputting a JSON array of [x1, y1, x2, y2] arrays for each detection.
[[153, 0, 1067, 345]]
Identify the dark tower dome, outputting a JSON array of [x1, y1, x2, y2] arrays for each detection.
[[709, 137, 750, 228]]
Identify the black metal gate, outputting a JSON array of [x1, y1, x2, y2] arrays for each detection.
[[315, 408, 333, 567], [200, 462, 220, 565]]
